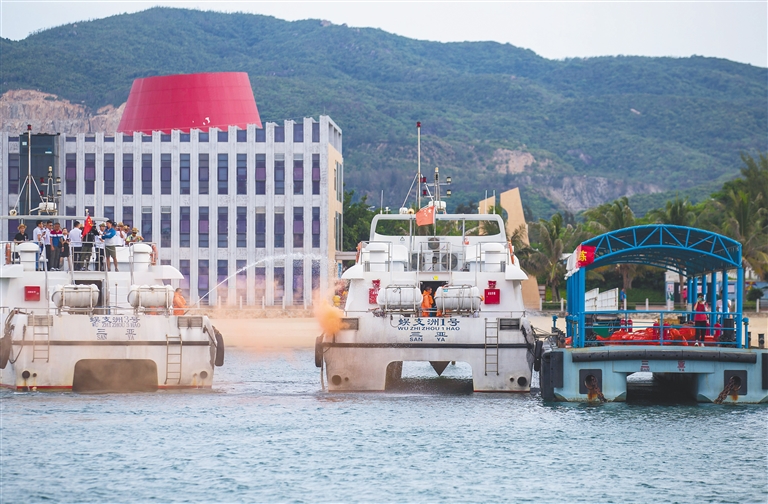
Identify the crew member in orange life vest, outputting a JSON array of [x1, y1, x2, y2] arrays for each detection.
[[421, 287, 435, 317]]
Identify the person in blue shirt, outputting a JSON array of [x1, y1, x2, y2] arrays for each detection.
[[102, 220, 119, 272]]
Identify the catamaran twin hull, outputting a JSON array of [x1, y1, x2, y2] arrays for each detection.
[[1, 312, 220, 391]]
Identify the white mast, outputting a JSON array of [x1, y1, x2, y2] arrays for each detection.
[[27, 124, 32, 215], [417, 121, 421, 209]]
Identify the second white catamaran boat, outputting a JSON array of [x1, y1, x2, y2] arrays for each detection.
[[317, 209, 535, 392]]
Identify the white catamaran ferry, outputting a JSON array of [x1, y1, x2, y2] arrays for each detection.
[[0, 223, 224, 392], [317, 208, 535, 392]]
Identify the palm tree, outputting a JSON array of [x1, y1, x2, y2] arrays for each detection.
[[716, 189, 768, 276], [526, 213, 587, 301], [645, 195, 698, 291], [582, 197, 638, 291]]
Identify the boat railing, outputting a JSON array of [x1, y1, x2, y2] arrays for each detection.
[[567, 309, 744, 348]]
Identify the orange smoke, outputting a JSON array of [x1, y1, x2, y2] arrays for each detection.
[[313, 292, 344, 335]]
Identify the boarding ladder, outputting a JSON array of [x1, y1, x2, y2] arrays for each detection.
[[484, 318, 499, 376], [165, 334, 182, 385], [30, 315, 52, 363]]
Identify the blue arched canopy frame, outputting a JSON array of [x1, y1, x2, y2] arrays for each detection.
[[566, 225, 744, 347]]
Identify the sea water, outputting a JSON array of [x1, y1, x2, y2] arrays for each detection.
[[1, 349, 766, 502]]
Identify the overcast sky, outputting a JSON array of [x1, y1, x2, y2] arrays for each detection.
[[1, 1, 766, 67]]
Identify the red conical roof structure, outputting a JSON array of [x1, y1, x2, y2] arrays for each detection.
[[117, 72, 261, 134]]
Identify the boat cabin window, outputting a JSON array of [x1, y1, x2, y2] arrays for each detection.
[[373, 217, 504, 238]]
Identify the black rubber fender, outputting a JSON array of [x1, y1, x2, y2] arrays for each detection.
[[315, 335, 324, 368], [533, 340, 544, 372], [213, 326, 225, 367], [0, 331, 11, 370]]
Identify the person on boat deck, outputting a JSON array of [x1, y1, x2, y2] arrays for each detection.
[[173, 288, 188, 316], [12, 223, 28, 263], [32, 220, 45, 270], [693, 295, 709, 346], [103, 220, 119, 272], [49, 222, 62, 271], [421, 287, 434, 317], [60, 228, 70, 271], [126, 227, 144, 244], [44, 221, 53, 271], [69, 221, 82, 270]]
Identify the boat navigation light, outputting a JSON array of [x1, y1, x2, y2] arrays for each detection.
[[446, 177, 452, 184], [446, 189, 452, 197]]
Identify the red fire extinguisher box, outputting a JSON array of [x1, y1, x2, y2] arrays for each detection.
[[484, 288, 500, 304], [369, 288, 378, 304]]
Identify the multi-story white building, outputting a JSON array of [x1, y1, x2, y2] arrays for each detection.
[[0, 116, 344, 307]]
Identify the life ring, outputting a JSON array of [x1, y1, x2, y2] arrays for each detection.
[[315, 335, 324, 367], [150, 244, 158, 265], [213, 326, 225, 367], [4, 243, 10, 265]]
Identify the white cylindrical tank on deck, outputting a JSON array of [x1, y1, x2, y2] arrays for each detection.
[[131, 243, 153, 272], [127, 285, 174, 308], [51, 284, 99, 308], [16, 242, 40, 272], [377, 285, 423, 310], [434, 285, 481, 312]]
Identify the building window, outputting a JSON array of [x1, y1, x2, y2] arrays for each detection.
[[217, 130, 228, 143], [179, 206, 190, 247], [236, 154, 247, 195], [293, 207, 304, 248], [274, 126, 285, 143], [217, 207, 228, 247], [255, 267, 266, 304], [236, 207, 246, 247], [65, 206, 76, 230], [236, 129, 247, 142], [199, 154, 209, 195], [293, 155, 304, 195], [198, 260, 209, 305], [217, 154, 228, 195], [123, 135, 133, 143], [335, 161, 343, 201], [255, 154, 266, 195], [217, 260, 228, 304], [199, 131, 209, 142], [312, 122, 320, 143], [141, 154, 152, 195], [84, 154, 96, 194], [141, 207, 153, 242], [275, 156, 285, 195], [122, 153, 133, 195], [180, 154, 190, 195], [274, 266, 285, 305], [160, 154, 171, 194], [104, 136, 114, 143], [312, 207, 320, 248], [104, 206, 115, 222], [274, 210, 285, 248], [199, 207, 209, 248], [123, 206, 133, 228], [255, 210, 266, 248], [142, 135, 152, 143], [66, 153, 77, 194], [312, 154, 320, 195], [161, 206, 172, 248], [236, 260, 247, 302], [179, 260, 190, 297], [335, 211, 342, 251], [161, 134, 171, 142], [8, 154, 20, 193], [312, 260, 320, 291], [293, 260, 304, 305], [180, 133, 190, 143], [293, 123, 303, 143], [255, 129, 265, 143], [104, 154, 114, 195]]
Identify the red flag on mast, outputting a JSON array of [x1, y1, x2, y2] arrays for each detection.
[[83, 214, 93, 235], [415, 205, 435, 227]]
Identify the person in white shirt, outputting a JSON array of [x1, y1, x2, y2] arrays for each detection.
[[43, 221, 53, 271], [95, 223, 106, 271], [69, 221, 82, 270], [32, 220, 45, 270]]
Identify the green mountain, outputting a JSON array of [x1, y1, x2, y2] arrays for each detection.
[[2, 7, 766, 217]]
